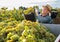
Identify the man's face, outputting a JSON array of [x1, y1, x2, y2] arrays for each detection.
[[42, 7, 48, 14]]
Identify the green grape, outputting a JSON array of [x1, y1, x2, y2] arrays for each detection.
[[22, 30, 28, 36], [7, 32, 13, 39], [38, 39, 45, 42], [27, 39, 36, 42], [6, 40, 13, 42], [29, 26, 37, 33], [27, 34, 35, 39], [45, 32, 50, 37], [19, 36, 26, 40], [49, 33, 56, 41], [26, 35, 36, 42], [0, 27, 2, 31], [10, 34, 19, 41], [25, 26, 29, 31], [22, 39, 27, 42]]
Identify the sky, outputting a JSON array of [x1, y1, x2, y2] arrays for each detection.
[[0, 0, 60, 9]]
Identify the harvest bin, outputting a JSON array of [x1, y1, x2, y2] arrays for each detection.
[[24, 13, 36, 22], [43, 24, 60, 42], [43, 24, 60, 36]]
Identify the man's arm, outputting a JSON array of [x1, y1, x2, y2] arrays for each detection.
[[35, 8, 39, 16]]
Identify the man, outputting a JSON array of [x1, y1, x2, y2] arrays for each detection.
[[35, 4, 52, 23]]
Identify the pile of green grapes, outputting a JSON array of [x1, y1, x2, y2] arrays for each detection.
[[23, 7, 34, 15], [0, 20, 56, 42], [0, 8, 24, 22]]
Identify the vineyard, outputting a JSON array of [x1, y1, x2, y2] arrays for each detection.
[[0, 7, 58, 42]]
